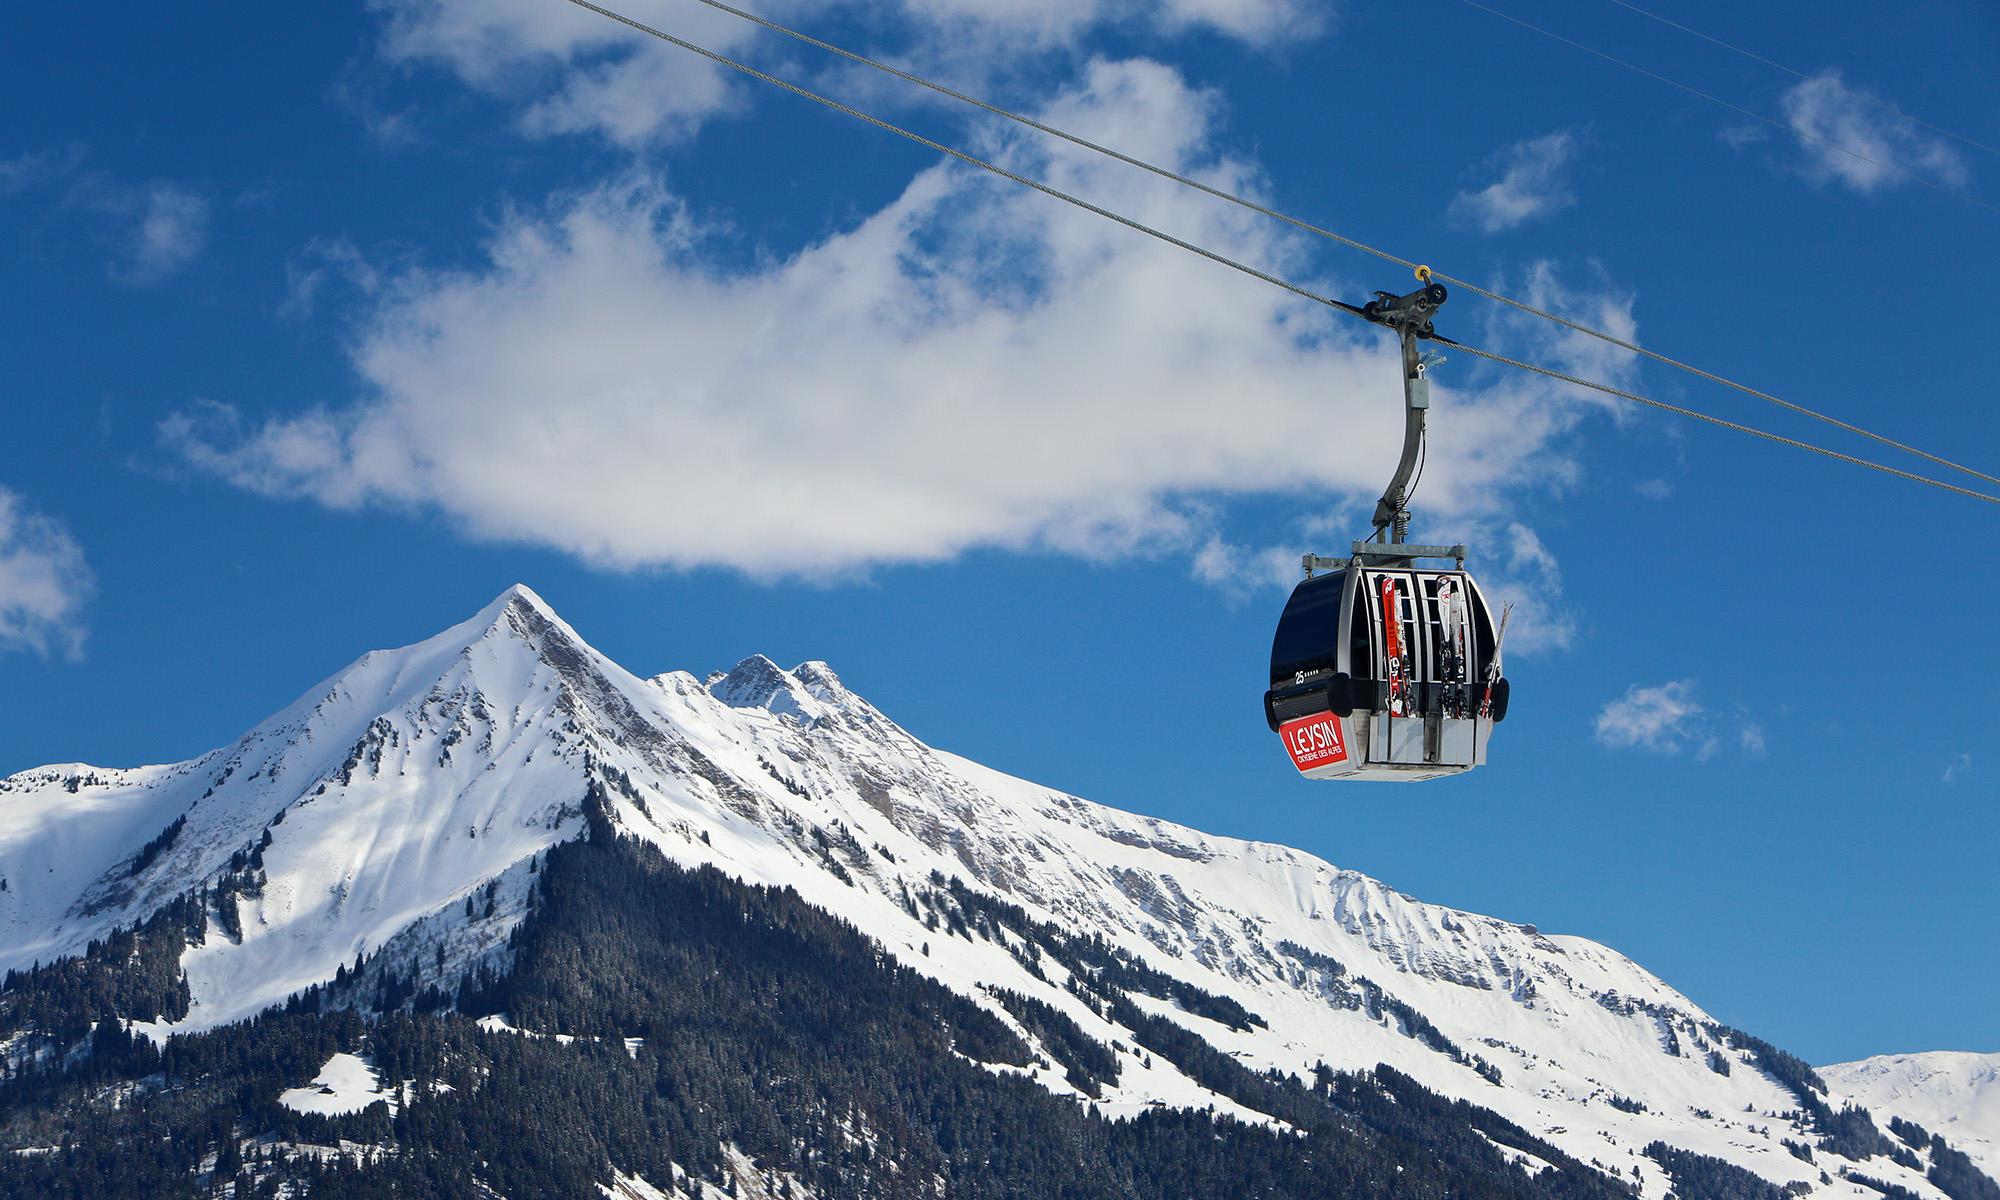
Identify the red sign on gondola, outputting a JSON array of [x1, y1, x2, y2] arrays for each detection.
[[1279, 711, 1348, 772]]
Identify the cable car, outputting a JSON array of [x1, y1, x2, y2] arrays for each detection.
[[1265, 551, 1508, 780], [1263, 271, 1513, 781]]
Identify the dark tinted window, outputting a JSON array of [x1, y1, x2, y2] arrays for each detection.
[[1464, 574, 1495, 682], [1270, 571, 1346, 686]]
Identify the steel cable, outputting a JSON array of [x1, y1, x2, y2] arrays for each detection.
[[598, 0, 2000, 489], [558, 0, 2000, 507], [1449, 342, 2000, 504], [560, 0, 1368, 320], [1431, 276, 2000, 489], [1457, 0, 2000, 217], [1601, 0, 2000, 158]]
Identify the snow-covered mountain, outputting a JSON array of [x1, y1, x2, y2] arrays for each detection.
[[1825, 1053, 2000, 1179], [1, 585, 1991, 1198]]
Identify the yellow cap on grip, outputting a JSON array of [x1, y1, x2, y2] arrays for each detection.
[[1414, 264, 1433, 283]]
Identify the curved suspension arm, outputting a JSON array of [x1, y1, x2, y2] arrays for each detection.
[[1360, 280, 1450, 541]]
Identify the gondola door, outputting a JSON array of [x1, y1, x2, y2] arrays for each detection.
[[1420, 573, 1481, 768], [1363, 571, 1427, 765]]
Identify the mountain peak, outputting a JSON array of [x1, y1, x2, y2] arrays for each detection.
[[709, 654, 821, 718], [470, 582, 560, 635], [498, 580, 553, 612], [448, 584, 605, 678]]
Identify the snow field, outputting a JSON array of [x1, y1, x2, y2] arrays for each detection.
[[279, 1052, 394, 1117]]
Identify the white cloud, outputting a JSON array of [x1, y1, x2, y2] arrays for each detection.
[[1633, 478, 1672, 501], [65, 174, 211, 286], [331, 73, 425, 149], [1477, 521, 1572, 656], [367, 0, 750, 148], [897, 0, 1317, 47], [282, 237, 392, 319], [0, 488, 95, 660], [1731, 722, 1766, 759], [1779, 70, 1967, 194], [1480, 260, 1642, 408], [0, 144, 87, 196], [1449, 131, 1579, 233], [1717, 124, 1766, 151], [1594, 680, 1702, 753], [1593, 679, 1764, 759], [1192, 535, 1309, 599], [367, 0, 1318, 147], [121, 183, 211, 285], [1943, 753, 1971, 784], [0, 150, 208, 284], [169, 60, 1621, 583]]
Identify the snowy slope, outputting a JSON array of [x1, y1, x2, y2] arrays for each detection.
[[0, 585, 1981, 1198], [1824, 1052, 2000, 1178], [0, 587, 619, 1024]]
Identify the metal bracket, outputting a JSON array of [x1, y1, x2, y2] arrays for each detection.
[[1301, 554, 1349, 578], [1351, 541, 1468, 568], [1360, 280, 1451, 341]]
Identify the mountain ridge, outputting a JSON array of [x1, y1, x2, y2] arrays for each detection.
[[0, 584, 1989, 1199], [1823, 1052, 2000, 1181]]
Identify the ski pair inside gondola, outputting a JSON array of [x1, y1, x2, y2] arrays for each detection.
[[1263, 270, 1512, 781]]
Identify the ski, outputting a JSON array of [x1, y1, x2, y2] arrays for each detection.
[[1381, 576, 1412, 718], [1437, 578, 1468, 719]]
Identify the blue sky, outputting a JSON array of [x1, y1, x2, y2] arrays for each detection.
[[2, 0, 1995, 1065]]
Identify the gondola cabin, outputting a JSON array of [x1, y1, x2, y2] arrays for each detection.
[[1264, 553, 1509, 781]]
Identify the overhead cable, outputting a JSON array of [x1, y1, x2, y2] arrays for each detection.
[[1440, 276, 2000, 489], [595, 0, 2000, 490], [555, 0, 2000, 508], [1602, 0, 2000, 158], [556, 0, 1368, 320], [1450, 342, 2000, 505], [1458, 0, 2000, 217]]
